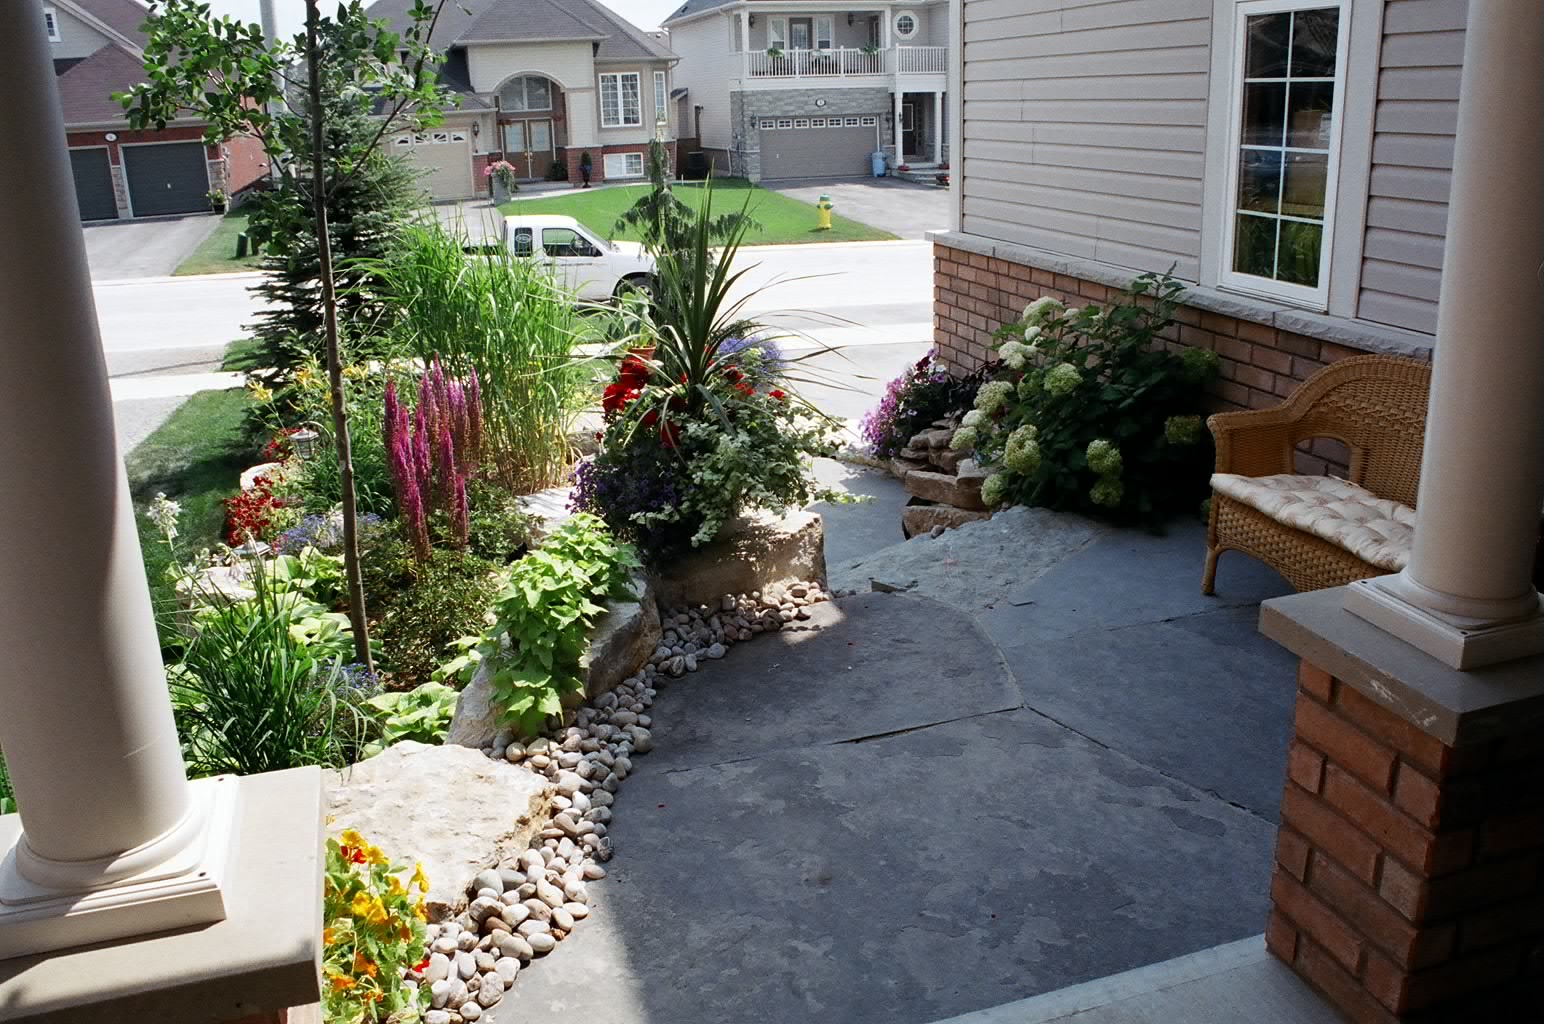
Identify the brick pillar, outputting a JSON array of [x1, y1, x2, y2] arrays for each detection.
[[1268, 662, 1544, 1021]]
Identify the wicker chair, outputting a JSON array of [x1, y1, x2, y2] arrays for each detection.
[[1203, 354, 1431, 594]]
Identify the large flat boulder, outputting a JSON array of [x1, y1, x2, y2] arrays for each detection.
[[652, 508, 826, 609], [326, 741, 552, 921]]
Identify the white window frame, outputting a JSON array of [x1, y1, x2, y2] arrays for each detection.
[[815, 16, 835, 50], [499, 76, 553, 114], [768, 17, 788, 50], [1216, 0, 1350, 310], [603, 152, 646, 179], [599, 72, 642, 128], [654, 71, 668, 122], [893, 11, 919, 40], [44, 6, 60, 41]]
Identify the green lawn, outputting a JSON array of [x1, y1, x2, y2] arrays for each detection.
[[126, 388, 252, 625], [174, 212, 264, 276], [499, 179, 895, 245]]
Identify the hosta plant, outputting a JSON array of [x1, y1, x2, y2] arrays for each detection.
[[955, 274, 1219, 522], [322, 829, 431, 1022], [437, 515, 638, 738], [361, 682, 459, 758]]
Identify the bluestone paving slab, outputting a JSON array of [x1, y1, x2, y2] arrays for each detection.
[[494, 709, 1274, 1024], [645, 592, 1022, 772], [1000, 608, 1299, 820], [973, 520, 1290, 649]]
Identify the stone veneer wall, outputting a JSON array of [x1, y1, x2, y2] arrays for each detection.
[[1269, 661, 1544, 1021], [931, 238, 1438, 476]]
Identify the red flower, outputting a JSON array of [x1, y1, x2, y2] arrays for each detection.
[[770, 389, 787, 401], [618, 354, 650, 389], [660, 419, 681, 449], [733, 381, 755, 397], [640, 409, 659, 430], [602, 382, 640, 415], [723, 367, 744, 384], [667, 394, 687, 413]]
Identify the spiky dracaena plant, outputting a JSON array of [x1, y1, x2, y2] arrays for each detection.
[[384, 358, 484, 559]]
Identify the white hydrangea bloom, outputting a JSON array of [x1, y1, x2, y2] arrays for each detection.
[[981, 473, 1010, 508], [974, 380, 1015, 415], [1086, 438, 1123, 477], [1022, 296, 1064, 325], [950, 424, 979, 452], [999, 341, 1030, 370], [961, 409, 984, 428]]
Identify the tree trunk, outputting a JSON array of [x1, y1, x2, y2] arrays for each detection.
[[306, 0, 373, 671]]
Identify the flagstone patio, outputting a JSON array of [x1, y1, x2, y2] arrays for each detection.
[[489, 476, 1302, 1023]]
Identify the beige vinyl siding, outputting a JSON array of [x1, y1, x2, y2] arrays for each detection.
[[1356, 0, 1466, 335], [960, 0, 1211, 279], [670, 15, 740, 150], [48, 6, 114, 60]]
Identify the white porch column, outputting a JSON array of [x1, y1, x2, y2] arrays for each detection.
[[933, 90, 944, 164], [740, 9, 751, 77], [893, 88, 904, 164], [1344, 1, 1544, 670], [0, 4, 232, 957]]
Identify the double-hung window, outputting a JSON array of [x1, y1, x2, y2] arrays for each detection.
[[1220, 0, 1348, 307], [767, 17, 787, 50], [44, 6, 60, 41], [599, 72, 642, 128], [815, 16, 834, 50], [654, 71, 668, 123]]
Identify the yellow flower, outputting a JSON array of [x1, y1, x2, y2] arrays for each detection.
[[327, 973, 355, 992], [413, 899, 428, 922], [411, 862, 430, 892], [387, 874, 406, 896], [366, 844, 388, 866], [341, 829, 366, 849], [365, 899, 389, 927], [295, 366, 317, 387], [353, 952, 379, 978], [246, 380, 273, 404], [343, 364, 368, 381], [398, 921, 414, 942], [350, 891, 374, 918], [322, 927, 339, 946]]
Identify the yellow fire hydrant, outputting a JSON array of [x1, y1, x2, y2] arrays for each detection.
[[816, 193, 834, 231]]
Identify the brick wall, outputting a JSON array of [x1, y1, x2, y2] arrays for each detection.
[[1269, 662, 1544, 1021], [932, 241, 1435, 474], [562, 143, 673, 186]]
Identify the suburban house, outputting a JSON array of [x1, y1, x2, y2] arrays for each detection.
[[664, 0, 951, 181], [367, 0, 678, 201], [933, 0, 1466, 448], [49, 0, 266, 221]]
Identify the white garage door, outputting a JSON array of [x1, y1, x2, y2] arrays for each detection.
[[391, 129, 475, 201], [759, 115, 878, 181]]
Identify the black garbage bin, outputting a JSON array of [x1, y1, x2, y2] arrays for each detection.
[[683, 150, 711, 181]]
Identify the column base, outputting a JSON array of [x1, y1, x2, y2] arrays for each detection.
[[1345, 575, 1544, 670], [0, 775, 238, 960]]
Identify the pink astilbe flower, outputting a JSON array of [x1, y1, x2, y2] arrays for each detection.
[[450, 473, 469, 548]]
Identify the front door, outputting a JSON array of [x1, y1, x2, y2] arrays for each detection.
[[902, 102, 918, 159], [503, 122, 527, 178], [526, 119, 553, 180], [789, 18, 812, 49]]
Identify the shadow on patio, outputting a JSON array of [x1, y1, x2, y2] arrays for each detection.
[[491, 469, 1300, 1023]]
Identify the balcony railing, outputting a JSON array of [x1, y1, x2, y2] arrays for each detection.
[[896, 45, 948, 75], [746, 47, 887, 78]]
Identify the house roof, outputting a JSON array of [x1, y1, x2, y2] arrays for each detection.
[[367, 0, 672, 59], [664, 0, 908, 25], [53, 42, 151, 125]]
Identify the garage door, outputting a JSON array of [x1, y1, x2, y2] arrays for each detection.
[[122, 142, 210, 217], [391, 130, 475, 201], [759, 115, 877, 181], [70, 148, 117, 221]]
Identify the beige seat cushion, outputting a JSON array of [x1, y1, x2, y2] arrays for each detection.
[[1211, 473, 1415, 572]]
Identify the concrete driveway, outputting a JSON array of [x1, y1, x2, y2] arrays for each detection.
[[763, 177, 950, 239], [84, 214, 221, 280]]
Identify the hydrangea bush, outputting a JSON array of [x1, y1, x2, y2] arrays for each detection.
[[956, 274, 1219, 522], [860, 352, 984, 459]]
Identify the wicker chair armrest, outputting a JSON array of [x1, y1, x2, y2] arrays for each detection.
[[1208, 408, 1302, 479]]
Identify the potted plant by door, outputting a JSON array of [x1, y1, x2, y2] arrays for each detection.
[[579, 151, 593, 188], [206, 188, 227, 214], [484, 159, 518, 204]]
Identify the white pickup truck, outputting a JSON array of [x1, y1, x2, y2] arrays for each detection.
[[499, 214, 657, 301]]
